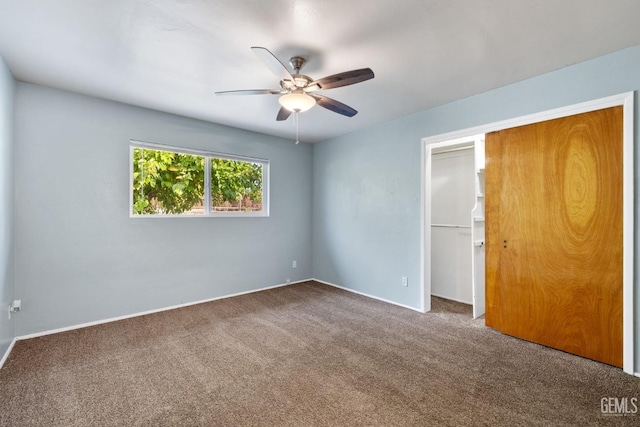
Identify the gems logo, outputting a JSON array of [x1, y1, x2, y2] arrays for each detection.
[[601, 397, 638, 416]]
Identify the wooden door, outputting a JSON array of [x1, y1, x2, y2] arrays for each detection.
[[485, 107, 623, 367]]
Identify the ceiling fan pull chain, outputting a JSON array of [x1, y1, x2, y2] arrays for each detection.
[[295, 111, 300, 144]]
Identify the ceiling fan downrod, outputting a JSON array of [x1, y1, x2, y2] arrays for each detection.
[[289, 56, 306, 74]]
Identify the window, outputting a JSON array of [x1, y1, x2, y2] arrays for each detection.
[[130, 142, 268, 217]]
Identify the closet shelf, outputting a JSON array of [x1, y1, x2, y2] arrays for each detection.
[[431, 224, 471, 229], [473, 217, 485, 222]]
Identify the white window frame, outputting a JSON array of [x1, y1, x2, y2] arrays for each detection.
[[129, 140, 270, 218]]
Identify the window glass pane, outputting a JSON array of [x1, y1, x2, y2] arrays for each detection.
[[132, 147, 205, 215], [210, 158, 263, 213]]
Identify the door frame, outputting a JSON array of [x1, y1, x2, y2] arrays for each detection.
[[423, 136, 484, 314], [420, 92, 635, 375]]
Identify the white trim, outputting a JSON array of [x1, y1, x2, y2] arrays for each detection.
[[312, 278, 424, 313], [1, 278, 420, 368], [3, 278, 423, 365], [421, 134, 483, 314], [430, 293, 473, 306], [204, 156, 211, 216], [14, 280, 308, 341], [4, 275, 634, 375], [422, 92, 632, 145], [621, 93, 635, 375], [130, 139, 269, 163], [0, 337, 18, 370], [421, 91, 635, 375], [129, 144, 134, 215], [128, 211, 269, 219], [261, 161, 270, 217], [419, 140, 428, 313]]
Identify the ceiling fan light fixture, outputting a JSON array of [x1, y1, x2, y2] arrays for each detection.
[[279, 92, 316, 112]]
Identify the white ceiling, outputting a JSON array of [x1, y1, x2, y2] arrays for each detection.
[[1, 0, 640, 143]]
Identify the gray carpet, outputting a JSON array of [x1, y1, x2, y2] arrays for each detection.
[[0, 281, 638, 426]]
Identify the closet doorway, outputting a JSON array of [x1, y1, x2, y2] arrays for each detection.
[[424, 135, 485, 318], [420, 92, 634, 374]]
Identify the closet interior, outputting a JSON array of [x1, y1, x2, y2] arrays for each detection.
[[428, 136, 485, 318]]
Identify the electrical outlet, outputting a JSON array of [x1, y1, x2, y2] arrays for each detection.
[[401, 277, 408, 287], [8, 299, 21, 320], [292, 260, 297, 268]]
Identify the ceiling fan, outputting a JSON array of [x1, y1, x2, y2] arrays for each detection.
[[215, 47, 375, 122]]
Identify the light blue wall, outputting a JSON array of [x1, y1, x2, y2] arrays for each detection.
[[8, 45, 640, 369], [0, 55, 15, 357], [14, 83, 312, 336], [312, 46, 640, 367]]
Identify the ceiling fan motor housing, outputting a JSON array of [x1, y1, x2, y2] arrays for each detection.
[[289, 56, 306, 73], [280, 75, 312, 91]]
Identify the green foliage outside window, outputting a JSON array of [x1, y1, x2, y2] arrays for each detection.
[[211, 159, 262, 211], [132, 148, 205, 215], [132, 147, 264, 215]]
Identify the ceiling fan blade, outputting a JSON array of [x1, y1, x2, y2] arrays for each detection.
[[276, 107, 292, 121], [307, 68, 374, 91], [311, 94, 357, 117], [215, 89, 282, 96], [251, 47, 294, 82]]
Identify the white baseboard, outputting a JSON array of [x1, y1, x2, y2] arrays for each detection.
[[0, 337, 17, 370], [13, 279, 309, 342], [312, 278, 423, 313], [4, 277, 420, 357], [430, 292, 473, 306], [8, 278, 632, 376], [1, 277, 416, 370]]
